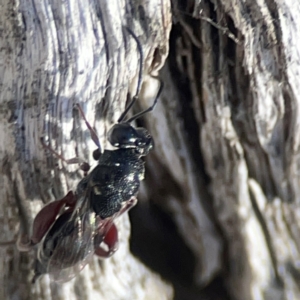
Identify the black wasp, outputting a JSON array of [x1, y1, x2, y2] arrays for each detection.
[[18, 27, 163, 283]]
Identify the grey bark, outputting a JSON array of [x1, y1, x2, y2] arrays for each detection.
[[1, 0, 300, 300], [0, 0, 173, 299], [159, 0, 300, 300]]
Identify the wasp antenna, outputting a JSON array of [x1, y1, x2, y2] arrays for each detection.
[[125, 27, 143, 99], [118, 27, 144, 123], [125, 78, 164, 123], [75, 103, 102, 152]]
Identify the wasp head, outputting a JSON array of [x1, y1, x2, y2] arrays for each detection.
[[108, 123, 153, 156]]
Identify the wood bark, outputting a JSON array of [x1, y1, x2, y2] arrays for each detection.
[[1, 0, 300, 299], [157, 0, 300, 299], [0, 1, 173, 300]]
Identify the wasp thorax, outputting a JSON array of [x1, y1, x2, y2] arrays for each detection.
[[108, 123, 153, 156]]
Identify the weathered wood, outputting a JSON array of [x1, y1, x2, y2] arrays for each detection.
[[0, 0, 173, 299], [161, 0, 300, 299], [2, 0, 300, 299]]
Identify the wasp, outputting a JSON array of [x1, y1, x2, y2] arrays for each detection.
[[18, 27, 163, 283]]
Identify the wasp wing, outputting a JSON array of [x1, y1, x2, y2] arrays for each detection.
[[44, 200, 121, 281], [45, 208, 97, 282], [40, 185, 137, 282]]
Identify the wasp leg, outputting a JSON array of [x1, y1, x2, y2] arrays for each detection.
[[94, 197, 137, 258], [94, 223, 119, 258], [17, 191, 76, 251], [41, 138, 90, 174], [75, 103, 102, 153], [31, 191, 75, 245], [118, 196, 138, 217]]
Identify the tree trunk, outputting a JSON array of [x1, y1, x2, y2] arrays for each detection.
[[148, 0, 300, 299], [0, 1, 172, 299], [1, 0, 300, 299]]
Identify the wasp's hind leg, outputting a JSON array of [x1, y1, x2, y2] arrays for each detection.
[[17, 191, 76, 251], [94, 197, 137, 258], [94, 223, 119, 258]]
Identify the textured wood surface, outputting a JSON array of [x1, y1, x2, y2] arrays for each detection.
[[0, 0, 172, 299], [166, 0, 300, 299], [2, 0, 300, 299]]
